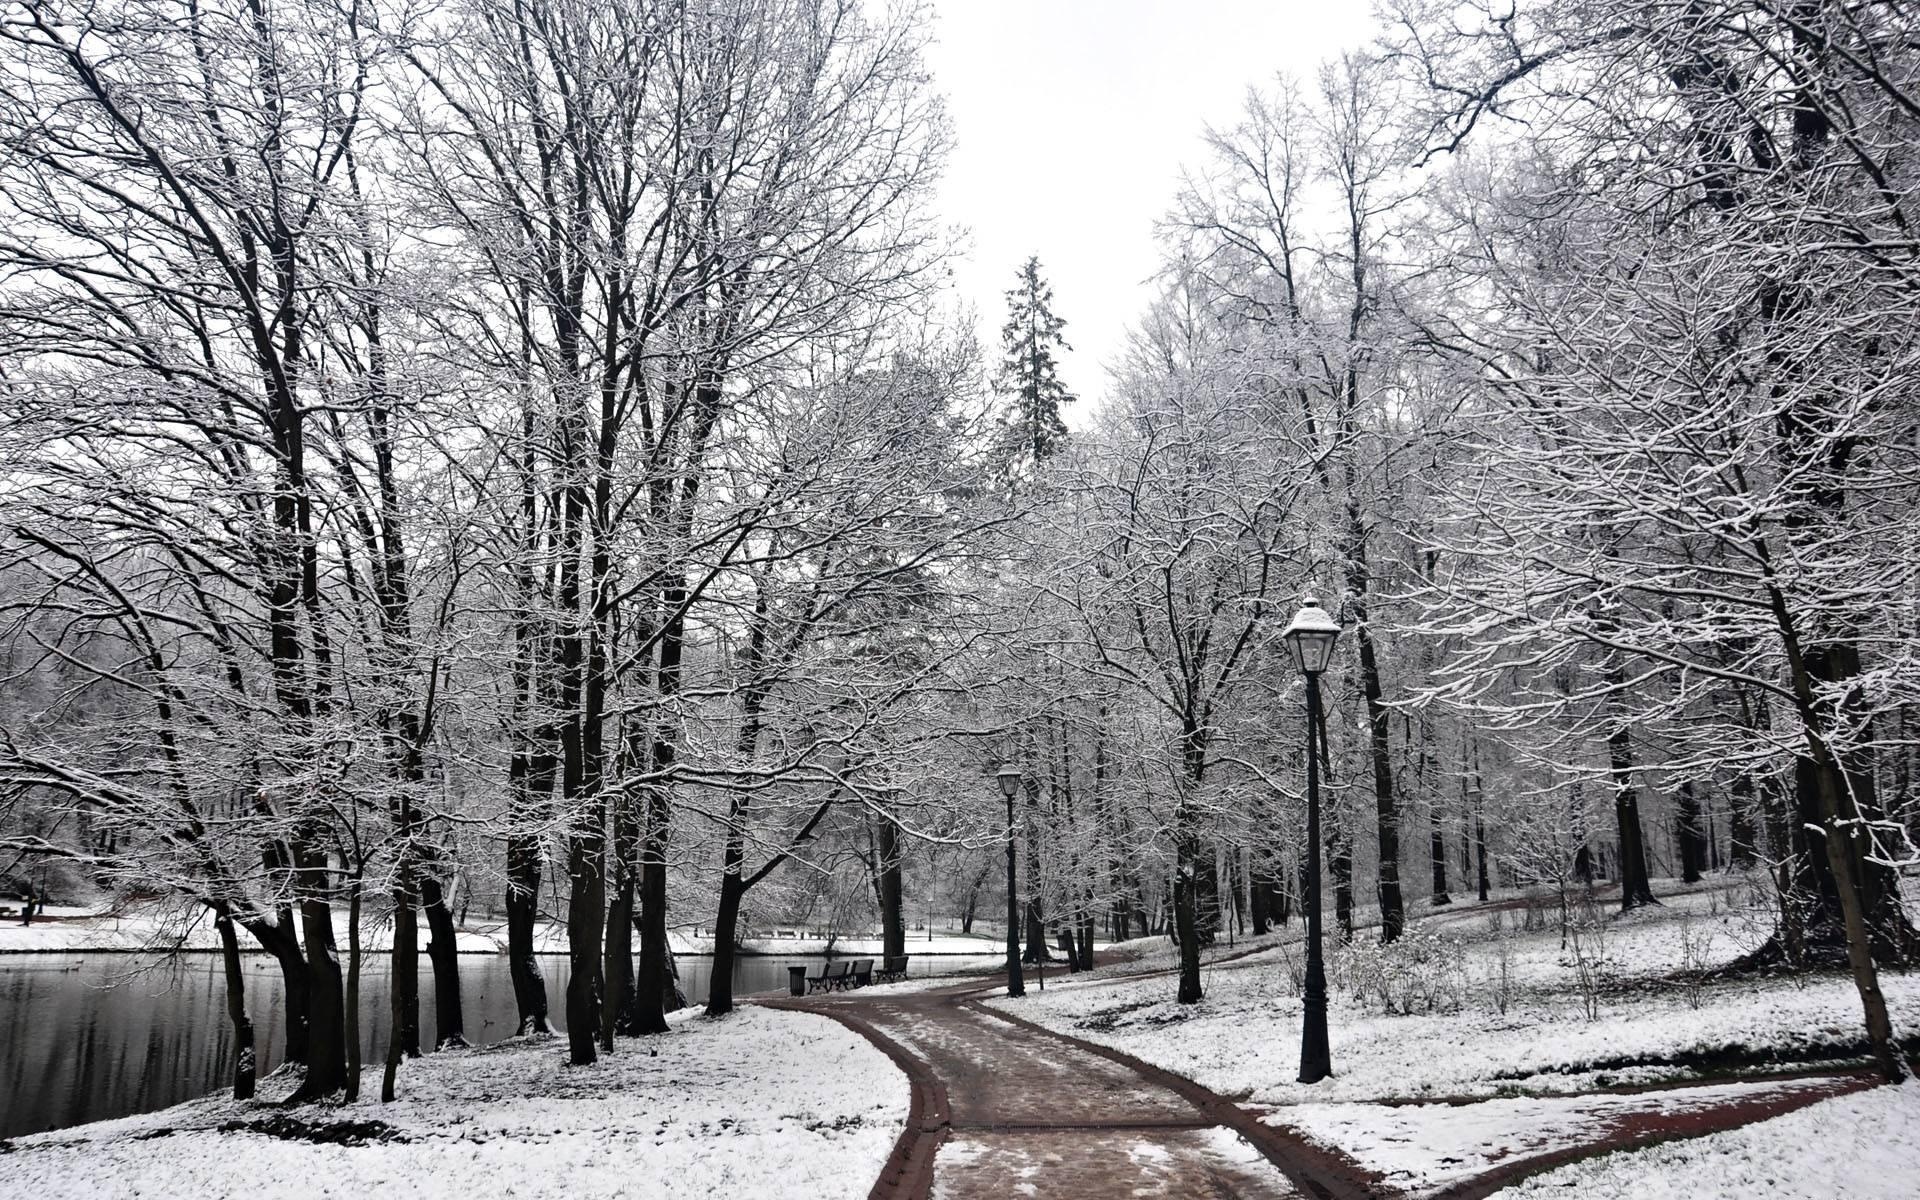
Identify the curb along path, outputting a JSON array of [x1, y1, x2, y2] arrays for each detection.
[[766, 977, 1385, 1200]]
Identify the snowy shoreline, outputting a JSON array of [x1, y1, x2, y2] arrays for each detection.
[[0, 906, 1024, 958], [0, 1005, 909, 1200]]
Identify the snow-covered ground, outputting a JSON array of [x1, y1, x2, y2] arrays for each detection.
[[1489, 1080, 1920, 1200], [986, 880, 1915, 1105], [1272, 1076, 1860, 1196], [0, 1006, 906, 1199]]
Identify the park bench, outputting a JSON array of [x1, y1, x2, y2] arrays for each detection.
[[875, 955, 909, 984], [806, 960, 851, 993], [849, 959, 874, 988]]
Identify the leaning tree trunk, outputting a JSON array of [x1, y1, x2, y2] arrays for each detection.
[[214, 911, 256, 1101], [243, 913, 309, 1066]]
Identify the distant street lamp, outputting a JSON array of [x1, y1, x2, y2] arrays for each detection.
[[1282, 595, 1341, 1084], [997, 763, 1026, 998]]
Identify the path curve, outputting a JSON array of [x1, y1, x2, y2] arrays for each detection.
[[766, 976, 1384, 1200]]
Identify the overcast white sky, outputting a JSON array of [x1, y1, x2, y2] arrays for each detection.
[[922, 1, 1378, 416]]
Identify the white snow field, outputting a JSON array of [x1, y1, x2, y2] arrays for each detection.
[[1490, 1079, 1920, 1200], [980, 877, 1919, 1196], [0, 1006, 906, 1199]]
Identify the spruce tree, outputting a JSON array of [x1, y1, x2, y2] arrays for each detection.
[[997, 256, 1074, 466]]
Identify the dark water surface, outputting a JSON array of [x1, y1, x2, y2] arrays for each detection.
[[0, 951, 985, 1139]]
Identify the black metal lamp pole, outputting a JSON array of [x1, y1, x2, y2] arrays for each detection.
[[1282, 595, 1341, 1085], [998, 764, 1025, 998], [1298, 667, 1331, 1083]]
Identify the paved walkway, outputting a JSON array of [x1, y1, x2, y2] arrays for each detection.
[[771, 979, 1381, 1199], [769, 952, 1882, 1200]]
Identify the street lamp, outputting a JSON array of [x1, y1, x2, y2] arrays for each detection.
[[1282, 594, 1341, 1084], [997, 763, 1026, 998]]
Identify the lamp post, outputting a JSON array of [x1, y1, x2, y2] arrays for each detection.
[[1282, 595, 1341, 1084], [997, 763, 1025, 998]]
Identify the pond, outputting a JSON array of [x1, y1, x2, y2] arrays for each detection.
[[0, 951, 989, 1140]]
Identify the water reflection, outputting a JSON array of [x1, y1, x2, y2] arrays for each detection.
[[0, 952, 982, 1139]]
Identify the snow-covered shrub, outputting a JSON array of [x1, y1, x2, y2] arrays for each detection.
[[1484, 928, 1516, 1015], [1562, 899, 1613, 1020], [1339, 929, 1467, 1015]]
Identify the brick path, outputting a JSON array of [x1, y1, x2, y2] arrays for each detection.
[[771, 979, 1383, 1199], [766, 952, 1886, 1199]]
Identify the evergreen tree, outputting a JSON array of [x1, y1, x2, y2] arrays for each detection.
[[997, 256, 1074, 465]]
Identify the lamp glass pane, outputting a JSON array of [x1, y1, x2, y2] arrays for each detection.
[[1284, 636, 1307, 673], [1301, 630, 1337, 673]]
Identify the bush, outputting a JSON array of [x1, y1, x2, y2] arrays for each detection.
[[1338, 928, 1468, 1015]]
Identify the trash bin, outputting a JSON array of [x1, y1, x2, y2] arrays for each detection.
[[788, 965, 807, 996]]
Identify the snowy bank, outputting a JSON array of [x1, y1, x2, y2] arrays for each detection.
[[1489, 1080, 1920, 1200], [982, 886, 1919, 1104], [0, 1005, 906, 1199]]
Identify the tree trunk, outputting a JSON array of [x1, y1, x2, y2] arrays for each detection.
[[1250, 858, 1271, 935], [631, 778, 673, 1035], [1353, 595, 1403, 942], [1019, 785, 1051, 963], [602, 868, 635, 1045], [1605, 717, 1658, 909], [418, 868, 465, 1049], [215, 912, 256, 1101], [563, 799, 607, 1064], [875, 813, 905, 962], [1676, 780, 1707, 885], [505, 827, 549, 1034], [706, 866, 745, 1017], [243, 914, 309, 1065], [1728, 771, 1759, 869], [345, 878, 363, 1102], [1172, 819, 1203, 1003], [291, 858, 346, 1101], [1330, 826, 1354, 940]]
